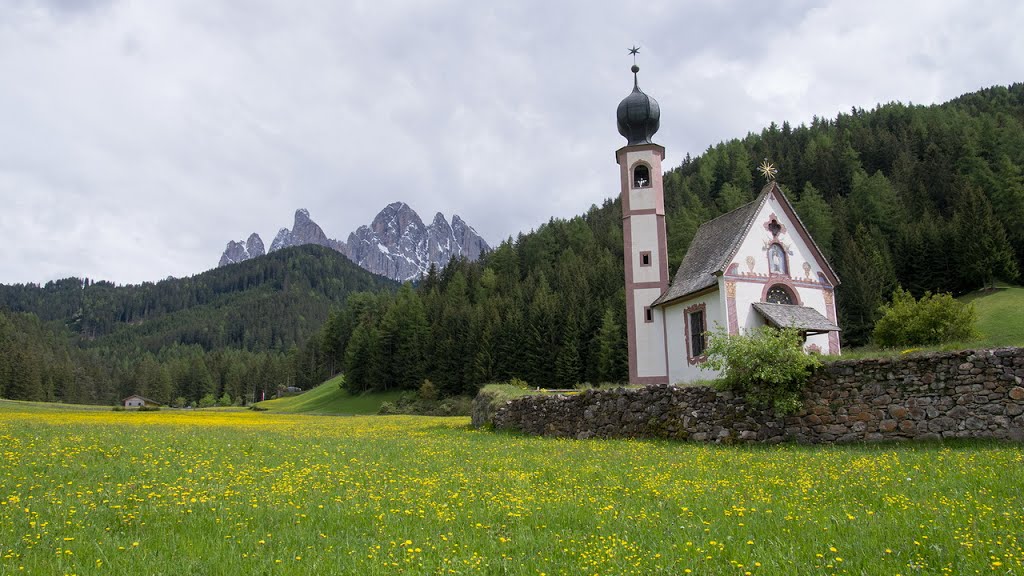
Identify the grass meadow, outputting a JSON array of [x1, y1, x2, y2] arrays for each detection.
[[0, 404, 1022, 575], [253, 375, 403, 415]]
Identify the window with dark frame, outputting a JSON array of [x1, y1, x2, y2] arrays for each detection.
[[644, 307, 654, 323], [640, 251, 651, 267], [689, 310, 706, 357]]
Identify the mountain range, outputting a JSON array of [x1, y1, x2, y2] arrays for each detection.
[[219, 204, 490, 281]]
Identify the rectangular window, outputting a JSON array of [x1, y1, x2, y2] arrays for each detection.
[[689, 310, 706, 357], [640, 251, 651, 267], [644, 306, 654, 323]]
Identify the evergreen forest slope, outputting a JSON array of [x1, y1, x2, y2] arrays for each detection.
[[311, 84, 1024, 397], [3, 83, 1024, 405], [0, 246, 395, 405]]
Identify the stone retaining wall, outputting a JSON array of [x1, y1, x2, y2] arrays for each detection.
[[479, 348, 1024, 443]]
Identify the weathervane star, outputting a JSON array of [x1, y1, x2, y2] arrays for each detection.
[[757, 158, 779, 182]]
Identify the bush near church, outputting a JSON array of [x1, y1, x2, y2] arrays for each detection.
[[704, 327, 822, 415], [873, 287, 978, 348]]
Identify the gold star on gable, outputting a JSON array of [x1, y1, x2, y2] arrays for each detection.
[[757, 158, 779, 182]]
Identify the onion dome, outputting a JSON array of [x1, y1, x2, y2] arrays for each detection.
[[616, 64, 660, 145]]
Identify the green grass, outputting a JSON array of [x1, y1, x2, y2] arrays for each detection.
[[0, 405, 1021, 574], [0, 398, 115, 412], [253, 374, 403, 415], [960, 283, 1024, 347], [839, 283, 1024, 359]]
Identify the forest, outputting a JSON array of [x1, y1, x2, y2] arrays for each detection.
[[0, 245, 394, 405], [2, 83, 1023, 404]]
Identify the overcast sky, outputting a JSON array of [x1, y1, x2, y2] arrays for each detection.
[[1, 0, 1020, 285]]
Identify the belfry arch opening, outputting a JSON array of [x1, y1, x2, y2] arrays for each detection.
[[633, 164, 651, 188]]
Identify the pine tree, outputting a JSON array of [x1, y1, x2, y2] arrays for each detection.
[[595, 309, 627, 384], [951, 183, 1019, 290], [794, 182, 835, 255], [554, 313, 582, 388], [835, 224, 898, 346]]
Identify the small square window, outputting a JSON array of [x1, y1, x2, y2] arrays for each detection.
[[640, 251, 652, 267], [644, 307, 654, 323]]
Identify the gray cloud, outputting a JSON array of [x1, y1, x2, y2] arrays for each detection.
[[0, 0, 1020, 284]]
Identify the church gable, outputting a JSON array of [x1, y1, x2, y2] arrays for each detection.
[[720, 181, 842, 355], [724, 182, 839, 291]]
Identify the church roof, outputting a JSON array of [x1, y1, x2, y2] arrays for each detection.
[[651, 181, 840, 307], [751, 302, 841, 334]]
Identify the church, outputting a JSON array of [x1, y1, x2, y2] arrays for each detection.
[[614, 59, 841, 385]]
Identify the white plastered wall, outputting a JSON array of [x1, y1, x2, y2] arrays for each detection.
[[664, 287, 725, 384], [629, 213, 662, 284], [727, 190, 838, 353], [633, 288, 667, 378]]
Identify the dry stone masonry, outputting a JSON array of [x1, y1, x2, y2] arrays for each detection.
[[478, 348, 1024, 444]]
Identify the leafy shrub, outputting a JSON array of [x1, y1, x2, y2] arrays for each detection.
[[377, 391, 473, 417], [138, 405, 160, 412], [419, 379, 438, 401], [703, 327, 822, 415], [172, 397, 188, 409], [873, 287, 978, 348], [217, 393, 232, 407], [198, 394, 217, 408], [471, 383, 538, 428], [507, 377, 529, 389], [112, 406, 124, 412]]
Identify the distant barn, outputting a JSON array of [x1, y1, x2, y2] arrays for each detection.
[[123, 395, 161, 409]]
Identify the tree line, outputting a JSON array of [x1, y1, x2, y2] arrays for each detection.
[[294, 84, 1024, 395], [2, 83, 1023, 403], [0, 246, 393, 405]]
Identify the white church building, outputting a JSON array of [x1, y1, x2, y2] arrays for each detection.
[[615, 60, 841, 386]]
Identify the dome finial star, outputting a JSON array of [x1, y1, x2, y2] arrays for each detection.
[[758, 158, 779, 182], [627, 45, 641, 79]]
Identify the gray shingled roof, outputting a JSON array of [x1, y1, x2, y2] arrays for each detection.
[[650, 190, 764, 306], [751, 302, 841, 333], [651, 181, 840, 307]]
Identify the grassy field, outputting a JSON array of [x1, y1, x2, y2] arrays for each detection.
[[961, 284, 1024, 348], [0, 405, 1022, 574], [253, 375, 403, 415], [840, 284, 1024, 359]]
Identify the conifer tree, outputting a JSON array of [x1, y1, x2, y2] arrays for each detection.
[[595, 309, 627, 384], [951, 183, 1019, 290]]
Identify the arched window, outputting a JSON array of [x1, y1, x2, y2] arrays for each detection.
[[768, 243, 788, 275], [765, 284, 794, 305], [633, 164, 650, 188]]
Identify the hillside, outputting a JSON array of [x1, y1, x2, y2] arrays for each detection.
[[1, 244, 395, 351], [253, 375, 402, 415], [0, 245, 396, 406], [310, 84, 1024, 397], [5, 84, 1024, 406], [962, 285, 1024, 347]]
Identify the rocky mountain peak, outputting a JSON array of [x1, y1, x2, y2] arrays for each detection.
[[245, 233, 265, 258], [430, 212, 451, 232], [219, 232, 268, 267], [218, 204, 489, 282]]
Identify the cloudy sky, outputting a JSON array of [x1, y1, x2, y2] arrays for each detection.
[[1, 0, 1020, 284]]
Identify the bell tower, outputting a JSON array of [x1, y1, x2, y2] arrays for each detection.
[[616, 49, 669, 384]]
